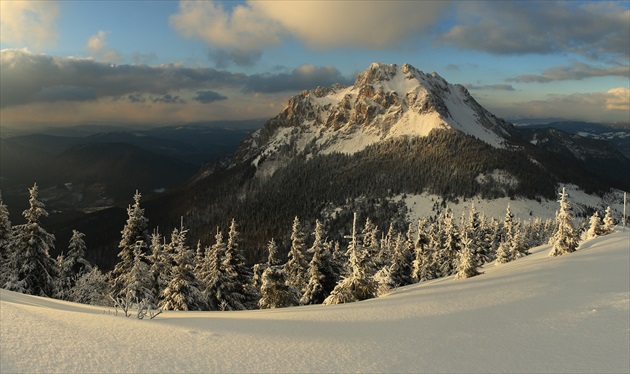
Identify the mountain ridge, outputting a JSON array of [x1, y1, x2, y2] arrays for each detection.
[[233, 63, 514, 177]]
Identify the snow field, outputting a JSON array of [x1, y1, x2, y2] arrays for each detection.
[[2, 231, 629, 373], [399, 186, 627, 224]]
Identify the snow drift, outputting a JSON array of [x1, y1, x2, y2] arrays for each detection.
[[2, 231, 628, 373]]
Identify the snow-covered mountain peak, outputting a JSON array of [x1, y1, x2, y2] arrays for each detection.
[[234, 62, 515, 175]]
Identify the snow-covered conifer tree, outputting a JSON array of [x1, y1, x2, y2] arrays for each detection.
[[0, 190, 11, 251], [301, 222, 336, 304], [463, 204, 489, 267], [382, 223, 396, 261], [284, 216, 309, 293], [494, 204, 528, 264], [548, 187, 578, 257], [413, 219, 434, 282], [57, 230, 92, 299], [112, 191, 150, 296], [361, 217, 380, 276], [323, 213, 377, 305], [390, 227, 413, 287], [602, 206, 615, 235], [259, 239, 300, 309], [437, 208, 460, 277], [584, 211, 603, 240], [494, 241, 512, 265], [525, 217, 545, 247], [5, 184, 57, 296], [65, 230, 92, 275], [0, 191, 13, 286], [502, 204, 515, 244], [220, 219, 250, 310], [148, 230, 170, 305], [487, 217, 502, 259], [329, 241, 346, 282], [68, 266, 111, 306], [122, 241, 153, 303], [455, 234, 482, 280], [160, 227, 205, 311], [194, 240, 204, 272], [198, 230, 233, 310], [509, 220, 529, 260], [374, 265, 396, 296]]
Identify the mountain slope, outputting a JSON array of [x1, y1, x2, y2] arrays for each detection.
[[2, 232, 628, 373], [234, 63, 513, 176], [229, 62, 627, 193], [138, 63, 627, 265]]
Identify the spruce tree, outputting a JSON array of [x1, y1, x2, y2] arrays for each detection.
[[455, 234, 482, 280], [584, 211, 603, 240], [390, 229, 414, 287], [437, 208, 460, 277], [509, 220, 529, 260], [413, 219, 434, 282], [148, 230, 169, 305], [68, 266, 110, 306], [220, 219, 248, 310], [194, 240, 204, 274], [361, 217, 380, 276], [112, 191, 150, 296], [494, 241, 512, 265], [259, 239, 300, 309], [57, 230, 92, 299], [284, 216, 309, 293], [382, 223, 396, 261], [329, 241, 346, 283], [0, 191, 13, 286], [6, 184, 57, 296], [123, 241, 153, 303], [548, 187, 578, 257], [602, 206, 615, 235], [488, 217, 502, 259], [301, 222, 336, 305], [374, 265, 396, 296], [494, 204, 527, 264], [323, 213, 377, 305], [464, 204, 488, 267], [199, 230, 233, 311], [160, 227, 205, 311]]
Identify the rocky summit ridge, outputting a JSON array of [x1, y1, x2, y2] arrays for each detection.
[[233, 62, 515, 175]]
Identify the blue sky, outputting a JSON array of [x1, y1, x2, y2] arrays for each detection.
[[1, 0, 628, 128]]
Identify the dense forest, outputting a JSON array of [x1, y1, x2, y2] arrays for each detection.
[[0, 183, 617, 313], [147, 129, 616, 263]]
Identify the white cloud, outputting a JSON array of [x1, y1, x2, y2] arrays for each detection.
[[251, 1, 446, 49], [0, 1, 59, 49], [604, 87, 630, 111], [492, 87, 630, 122], [85, 31, 108, 55], [169, 0, 447, 65], [84, 31, 120, 63], [507, 63, 630, 83], [169, 1, 284, 53], [440, 1, 630, 59]]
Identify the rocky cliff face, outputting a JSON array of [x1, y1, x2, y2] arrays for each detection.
[[233, 63, 514, 176]]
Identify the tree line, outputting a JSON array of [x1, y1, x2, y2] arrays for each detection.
[[0, 184, 618, 313]]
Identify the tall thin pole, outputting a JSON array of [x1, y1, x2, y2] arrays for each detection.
[[623, 192, 627, 232]]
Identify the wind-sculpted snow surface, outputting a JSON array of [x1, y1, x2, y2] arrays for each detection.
[[2, 232, 629, 373]]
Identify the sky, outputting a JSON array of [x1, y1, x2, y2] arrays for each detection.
[[0, 0, 629, 129]]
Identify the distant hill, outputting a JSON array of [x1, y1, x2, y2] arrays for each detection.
[[514, 120, 630, 158], [0, 121, 262, 233]]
